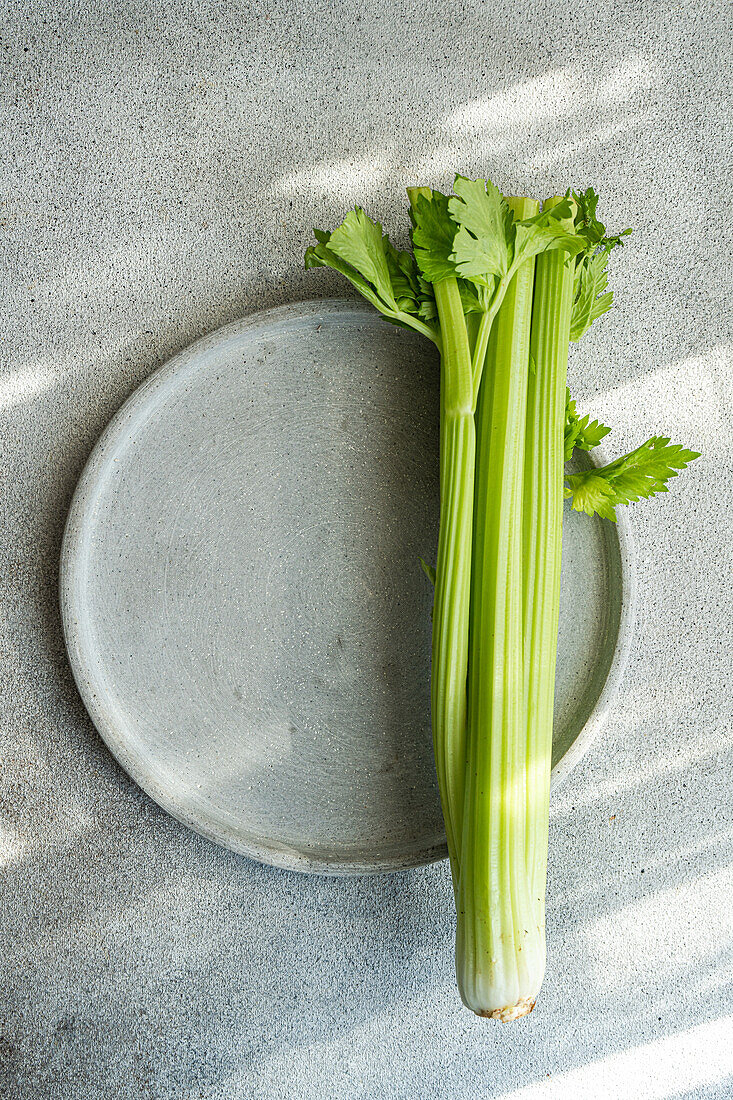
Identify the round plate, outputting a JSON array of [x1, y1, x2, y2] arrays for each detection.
[[60, 300, 635, 875]]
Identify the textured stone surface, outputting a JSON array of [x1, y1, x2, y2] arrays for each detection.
[[1, 1, 731, 1098]]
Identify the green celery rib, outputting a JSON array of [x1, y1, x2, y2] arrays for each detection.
[[407, 187, 475, 882], [429, 276, 475, 881], [522, 196, 575, 927], [456, 197, 544, 1019]]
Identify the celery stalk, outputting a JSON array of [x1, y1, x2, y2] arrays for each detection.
[[303, 182, 692, 1021], [433, 408, 474, 879], [431, 281, 475, 879], [407, 188, 475, 880], [522, 197, 576, 925], [456, 197, 543, 1019]]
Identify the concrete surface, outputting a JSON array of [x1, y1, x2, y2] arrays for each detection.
[[1, 1, 731, 1097]]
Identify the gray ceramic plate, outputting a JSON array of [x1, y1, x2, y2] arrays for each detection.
[[60, 300, 635, 875]]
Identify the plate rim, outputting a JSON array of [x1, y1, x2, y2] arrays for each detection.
[[59, 297, 637, 876]]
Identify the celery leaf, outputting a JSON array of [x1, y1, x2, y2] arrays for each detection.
[[458, 280, 483, 315], [570, 188, 631, 342], [419, 557, 437, 586], [411, 190, 459, 284], [512, 201, 585, 269], [572, 187, 631, 253], [564, 473, 619, 521], [305, 214, 440, 343], [565, 437, 700, 520], [570, 251, 613, 342], [305, 234, 387, 315], [564, 388, 611, 460], [448, 180, 584, 290], [384, 239, 437, 321], [327, 208, 398, 310], [448, 175, 512, 285]]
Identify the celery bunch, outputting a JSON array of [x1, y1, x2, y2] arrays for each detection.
[[306, 178, 698, 1020]]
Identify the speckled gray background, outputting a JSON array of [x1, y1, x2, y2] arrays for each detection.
[[1, 2, 731, 1098]]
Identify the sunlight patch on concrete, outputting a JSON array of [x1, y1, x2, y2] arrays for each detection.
[[497, 1014, 733, 1099], [0, 364, 58, 410]]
